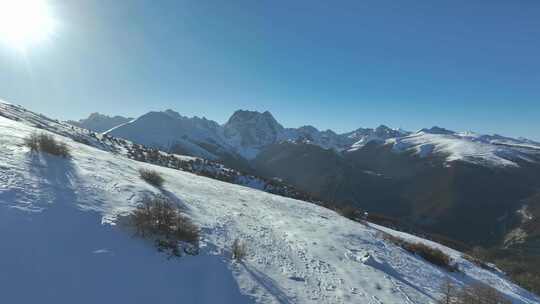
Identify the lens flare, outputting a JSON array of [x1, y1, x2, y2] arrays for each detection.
[[0, 0, 57, 51]]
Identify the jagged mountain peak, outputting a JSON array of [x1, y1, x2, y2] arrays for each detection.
[[226, 109, 283, 130], [87, 112, 104, 119], [223, 110, 285, 156], [163, 109, 183, 119], [137, 110, 177, 121], [375, 124, 391, 131], [68, 112, 133, 133], [344, 125, 409, 151], [375, 125, 409, 137], [418, 126, 456, 135], [297, 125, 320, 133], [78, 112, 132, 122]]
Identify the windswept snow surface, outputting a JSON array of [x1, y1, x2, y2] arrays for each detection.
[[0, 115, 539, 303]]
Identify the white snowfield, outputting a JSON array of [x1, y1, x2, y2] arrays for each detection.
[[0, 111, 539, 303]]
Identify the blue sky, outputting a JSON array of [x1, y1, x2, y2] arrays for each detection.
[[0, 0, 539, 139]]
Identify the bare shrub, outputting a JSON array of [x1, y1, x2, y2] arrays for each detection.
[[173, 213, 200, 244], [132, 199, 153, 237], [378, 231, 458, 272], [232, 238, 247, 261], [130, 195, 199, 256], [139, 168, 164, 187], [403, 242, 454, 271], [24, 133, 40, 152], [377, 231, 405, 246], [36, 133, 70, 157], [24, 132, 70, 158]]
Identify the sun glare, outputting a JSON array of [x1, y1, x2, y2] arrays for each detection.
[[0, 0, 57, 51]]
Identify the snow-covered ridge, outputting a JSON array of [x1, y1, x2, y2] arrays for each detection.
[[0, 101, 538, 303], [387, 128, 540, 167]]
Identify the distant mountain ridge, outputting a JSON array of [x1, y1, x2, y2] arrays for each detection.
[[104, 108, 540, 168], [68, 112, 133, 133], [105, 108, 422, 162]]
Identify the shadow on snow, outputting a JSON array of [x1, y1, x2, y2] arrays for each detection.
[[0, 153, 253, 304]]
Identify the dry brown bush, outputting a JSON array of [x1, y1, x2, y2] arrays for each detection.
[[232, 238, 247, 261], [403, 242, 454, 270], [24, 132, 70, 158], [139, 168, 165, 187], [131, 195, 199, 256], [377, 231, 458, 272]]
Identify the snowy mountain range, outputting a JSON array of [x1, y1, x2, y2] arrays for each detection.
[[1, 100, 539, 304], [104, 109, 404, 159], [102, 108, 540, 168]]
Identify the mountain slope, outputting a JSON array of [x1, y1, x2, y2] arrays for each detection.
[[1, 102, 538, 303], [254, 141, 540, 248]]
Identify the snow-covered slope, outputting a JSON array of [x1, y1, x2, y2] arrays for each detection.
[[1, 103, 539, 303], [0, 102, 318, 203]]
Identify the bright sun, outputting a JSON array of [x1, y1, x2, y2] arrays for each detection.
[[0, 0, 57, 51]]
